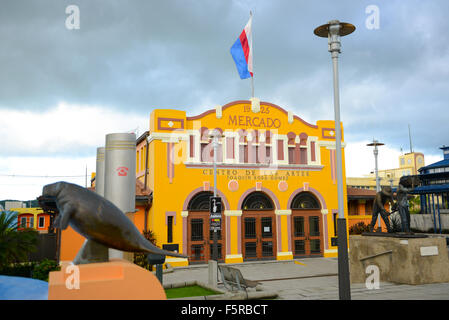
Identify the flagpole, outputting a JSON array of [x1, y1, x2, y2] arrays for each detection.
[[251, 76, 254, 98], [250, 10, 254, 98]]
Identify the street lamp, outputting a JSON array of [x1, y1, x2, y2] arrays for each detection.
[[367, 139, 385, 231], [314, 20, 355, 300], [209, 129, 224, 261]]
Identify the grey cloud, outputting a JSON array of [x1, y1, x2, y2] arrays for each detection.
[[0, 0, 448, 159]]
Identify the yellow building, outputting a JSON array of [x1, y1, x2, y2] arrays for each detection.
[[11, 207, 51, 233], [137, 99, 348, 266], [395, 152, 425, 176], [347, 152, 425, 190]]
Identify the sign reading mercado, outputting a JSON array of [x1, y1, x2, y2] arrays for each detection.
[[228, 104, 281, 128]]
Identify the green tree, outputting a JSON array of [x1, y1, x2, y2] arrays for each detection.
[[0, 211, 38, 269], [409, 196, 421, 214]]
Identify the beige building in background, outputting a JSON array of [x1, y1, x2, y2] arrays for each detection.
[[347, 152, 425, 190]]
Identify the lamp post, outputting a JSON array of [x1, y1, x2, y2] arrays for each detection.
[[209, 129, 223, 261], [314, 20, 355, 300], [367, 139, 384, 231]]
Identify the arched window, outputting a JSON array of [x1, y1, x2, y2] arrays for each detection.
[[291, 192, 320, 210], [287, 132, 296, 164], [242, 192, 274, 210], [188, 191, 213, 211], [299, 133, 308, 164], [287, 132, 296, 145]]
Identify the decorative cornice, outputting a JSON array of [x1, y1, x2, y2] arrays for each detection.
[[185, 100, 319, 129], [275, 209, 292, 216], [215, 105, 222, 119], [317, 140, 347, 150], [148, 132, 187, 143], [250, 97, 260, 113], [181, 211, 189, 217], [224, 210, 242, 216]]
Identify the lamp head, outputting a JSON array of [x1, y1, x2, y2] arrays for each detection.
[[314, 21, 356, 38], [367, 140, 385, 147]]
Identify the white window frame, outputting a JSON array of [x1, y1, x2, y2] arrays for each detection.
[[223, 131, 239, 164], [307, 136, 320, 165], [186, 130, 201, 163], [273, 134, 288, 165]]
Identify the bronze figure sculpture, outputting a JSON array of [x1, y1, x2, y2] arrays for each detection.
[[368, 186, 396, 233], [395, 176, 419, 233], [42, 181, 187, 264]]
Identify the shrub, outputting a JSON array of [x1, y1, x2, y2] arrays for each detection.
[[32, 259, 60, 282], [134, 229, 157, 271], [349, 222, 371, 235], [409, 196, 421, 214], [0, 262, 36, 278]]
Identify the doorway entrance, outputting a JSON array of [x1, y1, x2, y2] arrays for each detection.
[[187, 192, 225, 264], [241, 192, 277, 261], [290, 192, 323, 257]]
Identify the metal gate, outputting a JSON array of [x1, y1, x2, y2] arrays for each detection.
[[28, 232, 59, 262]]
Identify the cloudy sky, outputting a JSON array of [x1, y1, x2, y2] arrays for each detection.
[[0, 1, 447, 201]]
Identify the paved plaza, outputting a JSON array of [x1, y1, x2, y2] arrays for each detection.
[[163, 255, 449, 300]]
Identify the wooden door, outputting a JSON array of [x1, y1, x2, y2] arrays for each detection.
[[291, 211, 323, 257], [187, 211, 225, 263], [242, 211, 276, 260]]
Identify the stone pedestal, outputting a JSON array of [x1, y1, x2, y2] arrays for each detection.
[[208, 260, 218, 288], [48, 259, 166, 300], [350, 234, 449, 285]]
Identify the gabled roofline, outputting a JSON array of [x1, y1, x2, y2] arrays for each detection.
[[186, 100, 319, 129]]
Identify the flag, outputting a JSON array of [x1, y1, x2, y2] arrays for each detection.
[[230, 15, 253, 79]]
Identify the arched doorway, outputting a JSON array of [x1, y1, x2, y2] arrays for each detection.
[[241, 192, 277, 261], [187, 191, 225, 264], [290, 192, 323, 257]]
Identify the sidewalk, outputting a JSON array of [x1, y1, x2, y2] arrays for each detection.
[[162, 257, 449, 300]]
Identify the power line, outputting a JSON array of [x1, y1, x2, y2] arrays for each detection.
[[0, 174, 86, 178]]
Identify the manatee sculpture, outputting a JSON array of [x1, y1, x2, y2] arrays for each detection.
[[42, 181, 187, 264]]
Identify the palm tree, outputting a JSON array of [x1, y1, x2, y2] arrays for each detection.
[[0, 211, 38, 269]]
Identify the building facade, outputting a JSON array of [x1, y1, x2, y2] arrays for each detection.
[[411, 146, 449, 233], [138, 100, 349, 266], [347, 151, 425, 190], [12, 207, 51, 233], [346, 187, 392, 232]]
